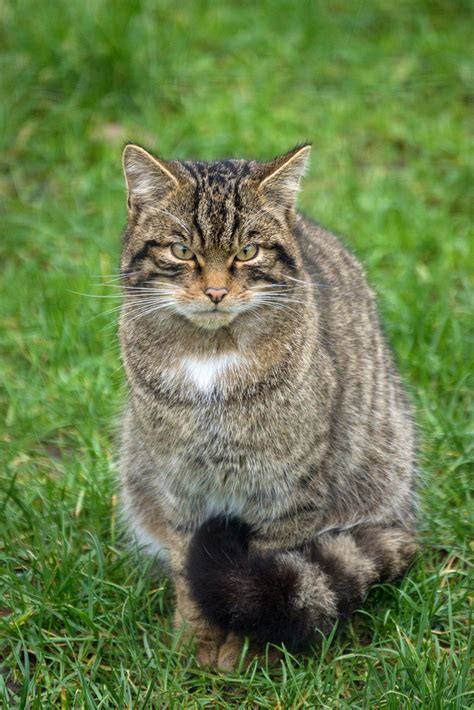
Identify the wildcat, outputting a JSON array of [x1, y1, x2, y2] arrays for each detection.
[[119, 143, 417, 671]]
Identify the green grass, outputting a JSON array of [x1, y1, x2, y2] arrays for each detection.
[[1, 0, 472, 706]]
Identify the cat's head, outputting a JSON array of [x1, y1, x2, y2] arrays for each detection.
[[121, 144, 311, 331]]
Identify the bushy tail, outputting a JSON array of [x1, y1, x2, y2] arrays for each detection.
[[186, 516, 416, 650]]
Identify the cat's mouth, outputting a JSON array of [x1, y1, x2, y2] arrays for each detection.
[[186, 305, 239, 330]]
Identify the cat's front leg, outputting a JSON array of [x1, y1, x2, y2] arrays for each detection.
[[170, 541, 226, 667], [172, 536, 275, 671]]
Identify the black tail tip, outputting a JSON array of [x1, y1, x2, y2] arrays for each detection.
[[186, 515, 315, 649]]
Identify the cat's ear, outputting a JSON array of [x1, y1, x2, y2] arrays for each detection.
[[122, 144, 180, 210], [258, 144, 311, 208]]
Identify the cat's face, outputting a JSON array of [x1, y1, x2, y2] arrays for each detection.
[[121, 145, 311, 330]]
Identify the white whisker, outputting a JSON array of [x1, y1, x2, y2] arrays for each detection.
[[249, 284, 293, 291], [285, 275, 327, 289], [154, 206, 192, 236], [127, 301, 178, 323], [253, 294, 309, 306], [78, 286, 179, 300], [122, 284, 179, 291], [73, 291, 125, 299], [86, 297, 177, 322]]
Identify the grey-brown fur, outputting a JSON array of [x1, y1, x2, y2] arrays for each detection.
[[118, 143, 417, 669]]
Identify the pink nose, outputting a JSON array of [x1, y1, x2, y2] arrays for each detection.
[[205, 287, 228, 304]]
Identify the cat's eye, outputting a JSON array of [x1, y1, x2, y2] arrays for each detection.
[[235, 245, 258, 262], [171, 243, 194, 260]]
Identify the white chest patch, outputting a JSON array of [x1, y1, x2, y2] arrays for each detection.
[[179, 352, 245, 391]]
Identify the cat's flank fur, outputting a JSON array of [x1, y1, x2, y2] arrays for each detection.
[[119, 143, 417, 670]]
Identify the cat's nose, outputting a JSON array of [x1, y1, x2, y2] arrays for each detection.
[[204, 287, 228, 304]]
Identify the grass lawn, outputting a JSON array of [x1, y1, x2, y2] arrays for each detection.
[[1, 0, 472, 706]]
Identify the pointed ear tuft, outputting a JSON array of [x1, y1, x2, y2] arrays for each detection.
[[258, 144, 311, 208], [122, 144, 180, 209]]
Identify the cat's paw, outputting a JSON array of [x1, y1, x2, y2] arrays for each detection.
[[173, 606, 226, 667], [217, 632, 281, 672], [195, 637, 222, 667], [216, 632, 243, 672]]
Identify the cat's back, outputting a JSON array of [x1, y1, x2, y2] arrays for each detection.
[[295, 213, 370, 299], [295, 213, 382, 368], [295, 212, 414, 474]]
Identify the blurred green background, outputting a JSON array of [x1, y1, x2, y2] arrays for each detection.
[[1, 0, 472, 706]]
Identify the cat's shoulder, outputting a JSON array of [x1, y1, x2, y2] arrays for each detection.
[[295, 212, 368, 288]]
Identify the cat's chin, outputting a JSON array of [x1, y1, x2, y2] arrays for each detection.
[[186, 310, 238, 331]]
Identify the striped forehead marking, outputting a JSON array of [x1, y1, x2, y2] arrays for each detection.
[[182, 161, 250, 250]]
